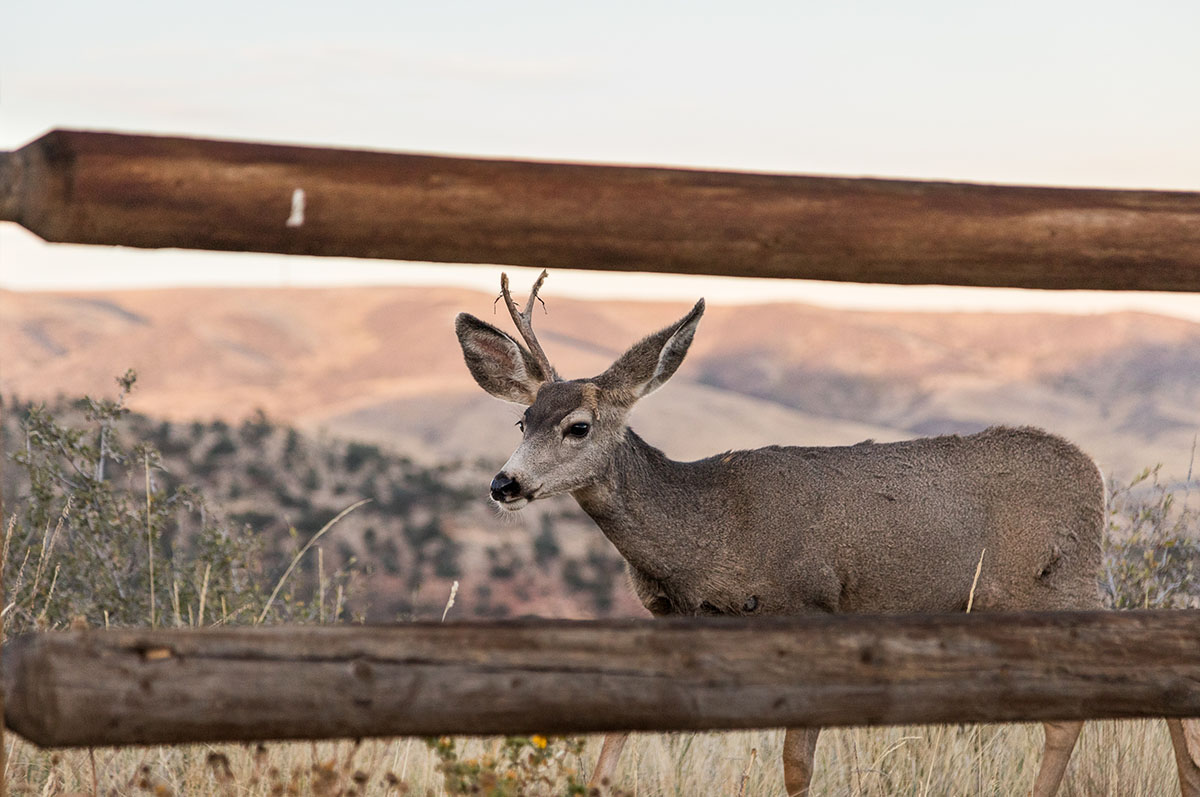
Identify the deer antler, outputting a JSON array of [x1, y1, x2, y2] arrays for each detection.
[[500, 270, 559, 381]]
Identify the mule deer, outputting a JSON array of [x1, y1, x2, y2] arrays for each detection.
[[455, 271, 1200, 796]]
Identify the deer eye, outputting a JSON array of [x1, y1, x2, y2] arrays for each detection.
[[566, 422, 591, 438], [515, 419, 525, 433]]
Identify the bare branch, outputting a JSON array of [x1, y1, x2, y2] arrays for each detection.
[[499, 270, 558, 381]]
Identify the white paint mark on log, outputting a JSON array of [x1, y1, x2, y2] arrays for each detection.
[[286, 188, 305, 227]]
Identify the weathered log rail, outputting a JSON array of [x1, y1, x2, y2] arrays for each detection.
[[4, 611, 1200, 748], [2, 129, 1199, 291]]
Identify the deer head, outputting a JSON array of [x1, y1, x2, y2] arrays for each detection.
[[455, 271, 705, 510]]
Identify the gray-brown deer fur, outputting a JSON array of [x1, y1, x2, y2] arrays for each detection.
[[455, 272, 1200, 797]]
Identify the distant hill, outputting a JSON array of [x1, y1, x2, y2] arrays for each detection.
[[3, 286, 1198, 477]]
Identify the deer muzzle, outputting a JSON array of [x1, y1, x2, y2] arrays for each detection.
[[490, 472, 527, 508]]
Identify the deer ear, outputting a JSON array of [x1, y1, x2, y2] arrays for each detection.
[[455, 313, 549, 405], [597, 299, 704, 403]]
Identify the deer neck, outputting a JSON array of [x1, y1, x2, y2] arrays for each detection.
[[570, 429, 713, 582]]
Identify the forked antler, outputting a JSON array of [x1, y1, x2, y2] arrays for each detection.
[[500, 270, 559, 381]]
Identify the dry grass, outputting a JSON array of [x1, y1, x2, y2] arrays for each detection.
[[3, 720, 1183, 795], [3, 396, 1194, 795]]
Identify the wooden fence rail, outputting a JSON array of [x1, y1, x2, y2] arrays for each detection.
[[2, 129, 1199, 291], [4, 611, 1200, 748]]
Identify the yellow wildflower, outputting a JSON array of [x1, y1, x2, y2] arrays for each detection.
[[531, 734, 548, 749]]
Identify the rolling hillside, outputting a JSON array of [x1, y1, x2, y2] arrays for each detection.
[[3, 285, 1198, 477]]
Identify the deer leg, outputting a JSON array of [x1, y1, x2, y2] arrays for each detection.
[[1029, 721, 1083, 797], [1166, 719, 1200, 796], [589, 731, 629, 792], [782, 727, 821, 796]]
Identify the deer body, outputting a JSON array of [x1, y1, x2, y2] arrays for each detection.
[[573, 425, 1102, 619], [456, 272, 1200, 797]]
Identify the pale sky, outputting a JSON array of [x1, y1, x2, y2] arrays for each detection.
[[2, 1, 1198, 318]]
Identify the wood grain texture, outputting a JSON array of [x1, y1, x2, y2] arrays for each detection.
[[2, 130, 1199, 291], [4, 611, 1199, 747]]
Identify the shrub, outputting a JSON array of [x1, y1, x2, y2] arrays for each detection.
[[206, 433, 238, 460], [344, 442, 382, 473], [4, 372, 268, 632], [432, 537, 463, 580], [2, 372, 364, 633], [1103, 464, 1200, 609], [428, 735, 590, 796], [245, 461, 273, 487], [283, 427, 304, 464], [379, 537, 402, 575], [404, 517, 445, 548], [533, 516, 561, 565], [487, 544, 521, 580], [238, 409, 274, 445]]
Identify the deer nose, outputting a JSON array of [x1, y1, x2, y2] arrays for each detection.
[[490, 473, 522, 502]]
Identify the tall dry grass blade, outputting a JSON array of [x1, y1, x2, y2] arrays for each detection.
[[35, 564, 60, 625], [2, 514, 16, 581], [397, 739, 414, 788], [966, 548, 986, 613], [318, 547, 325, 624], [440, 580, 459, 622], [633, 740, 640, 795], [735, 746, 757, 797], [197, 562, 211, 627], [171, 576, 182, 628], [145, 452, 156, 629], [29, 500, 69, 604], [1187, 434, 1196, 485], [256, 499, 370, 624], [850, 733, 862, 795], [975, 725, 983, 794], [1, 516, 20, 620], [918, 725, 944, 796], [3, 548, 34, 619]]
